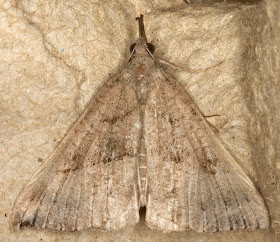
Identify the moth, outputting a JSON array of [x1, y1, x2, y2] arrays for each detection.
[[11, 15, 269, 232]]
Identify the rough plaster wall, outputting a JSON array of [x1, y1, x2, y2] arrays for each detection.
[[251, 0, 280, 236], [0, 0, 278, 241]]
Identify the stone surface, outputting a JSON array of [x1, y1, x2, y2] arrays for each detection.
[[0, 0, 279, 241]]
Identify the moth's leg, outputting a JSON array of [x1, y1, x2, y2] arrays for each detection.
[[204, 113, 238, 134], [205, 119, 220, 133], [201, 114, 223, 133]]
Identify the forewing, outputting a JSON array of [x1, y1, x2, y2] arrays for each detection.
[[11, 73, 141, 231], [144, 70, 269, 232]]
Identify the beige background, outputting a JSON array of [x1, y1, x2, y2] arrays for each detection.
[[1, 0, 279, 241]]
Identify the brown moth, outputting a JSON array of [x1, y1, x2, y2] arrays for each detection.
[[11, 15, 269, 232]]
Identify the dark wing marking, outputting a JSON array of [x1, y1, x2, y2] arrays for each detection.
[[144, 69, 269, 232], [11, 73, 141, 231]]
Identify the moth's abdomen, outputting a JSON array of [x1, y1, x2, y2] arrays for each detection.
[[132, 65, 154, 207], [138, 136, 148, 206]]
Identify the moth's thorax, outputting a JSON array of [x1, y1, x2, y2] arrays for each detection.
[[126, 48, 158, 106]]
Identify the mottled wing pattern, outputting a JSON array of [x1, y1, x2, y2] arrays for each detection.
[[11, 73, 141, 231], [144, 69, 269, 232]]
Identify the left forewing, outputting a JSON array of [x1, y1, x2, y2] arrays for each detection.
[[11, 73, 141, 231]]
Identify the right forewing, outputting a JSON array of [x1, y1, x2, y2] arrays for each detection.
[[144, 70, 269, 232]]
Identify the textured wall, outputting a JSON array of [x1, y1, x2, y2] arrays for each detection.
[[0, 0, 279, 241]]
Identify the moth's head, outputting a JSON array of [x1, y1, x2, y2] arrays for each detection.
[[129, 14, 155, 55]]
